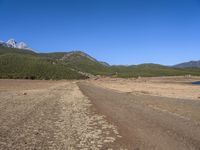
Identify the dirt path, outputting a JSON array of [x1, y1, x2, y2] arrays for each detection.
[[0, 81, 124, 150], [78, 82, 200, 150]]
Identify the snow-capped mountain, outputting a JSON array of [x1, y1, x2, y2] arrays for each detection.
[[0, 38, 31, 50], [6, 39, 17, 48], [17, 42, 30, 49]]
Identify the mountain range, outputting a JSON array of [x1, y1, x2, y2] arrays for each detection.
[[0, 38, 200, 80], [174, 61, 200, 68], [0, 39, 31, 50]]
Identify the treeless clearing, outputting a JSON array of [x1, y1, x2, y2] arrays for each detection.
[[0, 79, 66, 91], [1, 78, 200, 150], [79, 81, 200, 150], [89, 76, 200, 100], [0, 80, 124, 150]]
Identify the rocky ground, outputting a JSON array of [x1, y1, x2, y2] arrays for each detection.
[[0, 80, 124, 150], [1, 77, 200, 150]]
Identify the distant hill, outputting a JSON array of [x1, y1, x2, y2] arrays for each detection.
[[0, 46, 37, 56], [0, 47, 87, 80], [99, 61, 110, 67], [40, 51, 97, 61], [110, 63, 200, 78], [40, 51, 111, 75], [174, 60, 200, 68], [1, 42, 200, 79]]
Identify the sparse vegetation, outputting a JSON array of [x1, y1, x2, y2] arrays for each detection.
[[0, 48, 87, 79], [110, 64, 200, 78], [1, 47, 200, 80]]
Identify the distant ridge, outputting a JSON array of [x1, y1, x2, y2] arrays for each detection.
[[61, 51, 97, 62], [40, 51, 110, 75], [0, 38, 200, 79], [174, 60, 200, 68]]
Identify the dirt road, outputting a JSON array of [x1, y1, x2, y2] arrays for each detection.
[[78, 82, 200, 150]]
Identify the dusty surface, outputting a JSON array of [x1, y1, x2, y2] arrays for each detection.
[[0, 79, 65, 91], [79, 82, 200, 150], [0, 80, 124, 150], [1, 78, 200, 150], [90, 76, 200, 100]]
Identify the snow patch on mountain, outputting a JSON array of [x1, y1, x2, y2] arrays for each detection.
[[17, 42, 30, 49], [0, 38, 32, 50], [6, 39, 17, 48]]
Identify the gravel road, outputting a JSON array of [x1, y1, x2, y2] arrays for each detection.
[[78, 82, 200, 150]]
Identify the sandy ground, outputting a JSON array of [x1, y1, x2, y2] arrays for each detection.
[[79, 82, 200, 150], [0, 80, 124, 150], [89, 76, 200, 100], [0, 79, 65, 91], [1, 77, 200, 150], [87, 77, 200, 128]]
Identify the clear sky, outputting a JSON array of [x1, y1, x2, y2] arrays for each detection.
[[0, 0, 200, 65]]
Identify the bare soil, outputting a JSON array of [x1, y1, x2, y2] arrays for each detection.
[[1, 77, 200, 150], [89, 76, 200, 100], [0, 80, 123, 150], [78, 82, 200, 150]]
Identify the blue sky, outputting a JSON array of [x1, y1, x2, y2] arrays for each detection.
[[0, 0, 200, 65]]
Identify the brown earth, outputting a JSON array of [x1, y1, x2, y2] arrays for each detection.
[[89, 76, 200, 100], [78, 81, 200, 150], [0, 80, 124, 150], [1, 78, 200, 150]]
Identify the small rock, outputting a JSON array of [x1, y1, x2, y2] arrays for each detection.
[[23, 92, 27, 95]]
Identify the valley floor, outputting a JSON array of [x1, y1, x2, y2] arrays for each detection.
[[0, 77, 200, 149], [89, 76, 200, 100], [0, 80, 123, 150]]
